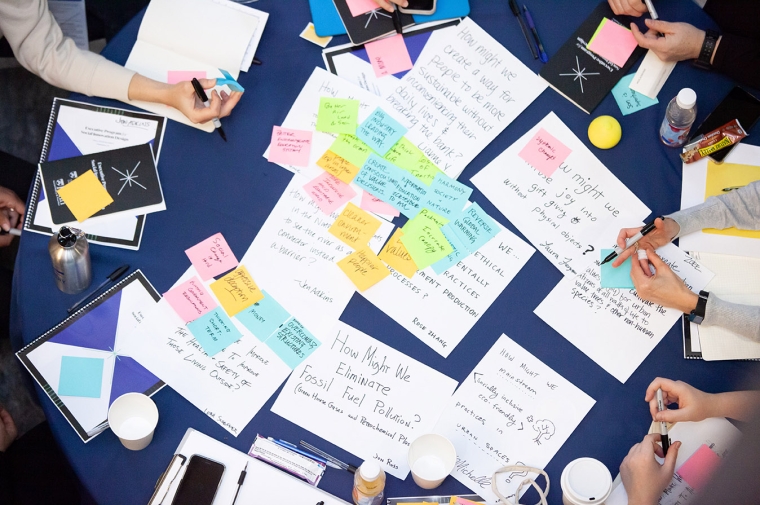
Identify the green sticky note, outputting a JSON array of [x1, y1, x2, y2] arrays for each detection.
[[400, 215, 454, 269], [330, 134, 373, 167], [403, 208, 449, 231], [316, 98, 359, 134], [58, 356, 104, 398], [587, 17, 608, 47], [600, 248, 635, 288], [383, 137, 442, 186]]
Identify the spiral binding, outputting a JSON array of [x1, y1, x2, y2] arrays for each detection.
[[23, 98, 62, 231]]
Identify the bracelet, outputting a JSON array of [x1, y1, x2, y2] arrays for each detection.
[[693, 29, 719, 70]]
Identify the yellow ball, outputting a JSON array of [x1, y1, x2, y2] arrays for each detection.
[[588, 115, 622, 149]]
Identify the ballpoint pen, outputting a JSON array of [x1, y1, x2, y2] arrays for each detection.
[[601, 216, 664, 265], [68, 264, 129, 313], [523, 5, 548, 63], [656, 388, 670, 456], [230, 462, 248, 505], [509, 0, 538, 59], [392, 4, 403, 34], [190, 77, 227, 142]]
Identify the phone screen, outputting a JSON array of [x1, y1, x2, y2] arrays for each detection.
[[171, 455, 225, 505], [690, 87, 760, 162], [400, 0, 435, 14]]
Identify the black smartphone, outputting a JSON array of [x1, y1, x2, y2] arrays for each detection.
[[399, 0, 436, 15], [690, 86, 760, 163], [171, 455, 225, 505]]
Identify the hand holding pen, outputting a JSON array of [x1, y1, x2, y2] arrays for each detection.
[[608, 217, 680, 269]]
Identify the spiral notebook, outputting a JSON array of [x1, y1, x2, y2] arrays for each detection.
[[15, 270, 164, 442]]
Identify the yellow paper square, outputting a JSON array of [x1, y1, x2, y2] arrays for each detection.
[[209, 265, 264, 316], [379, 228, 418, 278], [338, 246, 390, 292], [328, 202, 381, 248], [56, 170, 114, 222], [703, 160, 760, 238], [316, 150, 360, 184]]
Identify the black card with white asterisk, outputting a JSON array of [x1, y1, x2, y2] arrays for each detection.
[[333, 0, 414, 45]]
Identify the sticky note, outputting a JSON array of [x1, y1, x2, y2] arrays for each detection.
[[365, 33, 414, 78], [356, 108, 407, 156], [612, 74, 659, 116], [58, 356, 104, 398], [676, 444, 722, 492], [187, 308, 243, 357], [379, 228, 418, 277], [235, 290, 291, 340], [400, 216, 454, 269], [431, 223, 471, 274], [330, 134, 372, 168], [328, 202, 382, 247], [316, 150, 361, 184], [384, 137, 441, 186], [450, 203, 499, 253], [387, 174, 427, 218], [403, 208, 449, 230], [265, 318, 320, 369], [354, 153, 406, 200], [360, 191, 400, 217], [304, 172, 357, 214], [268, 126, 313, 167], [338, 245, 391, 291], [185, 233, 239, 281], [587, 18, 638, 67], [300, 22, 332, 48], [518, 128, 573, 177], [346, 0, 378, 16], [424, 173, 472, 218], [56, 170, 114, 222], [316, 97, 359, 134], [451, 499, 484, 505], [167, 70, 206, 84], [164, 276, 217, 323], [209, 265, 264, 316], [216, 68, 244, 92], [600, 249, 635, 289]]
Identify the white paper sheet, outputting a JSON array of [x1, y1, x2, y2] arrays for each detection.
[[383, 17, 548, 178], [629, 50, 676, 100], [271, 321, 458, 479], [471, 112, 651, 276], [433, 334, 595, 504], [535, 243, 715, 383]]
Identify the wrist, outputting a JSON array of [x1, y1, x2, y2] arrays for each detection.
[[680, 291, 700, 314]]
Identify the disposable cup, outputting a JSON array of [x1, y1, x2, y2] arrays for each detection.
[[108, 393, 159, 451], [408, 434, 456, 489], [560, 458, 612, 505]]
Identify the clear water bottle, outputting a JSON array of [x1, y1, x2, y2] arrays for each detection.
[[49, 226, 92, 294], [660, 88, 697, 147]]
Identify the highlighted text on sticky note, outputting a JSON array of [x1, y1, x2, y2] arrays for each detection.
[[210, 265, 264, 316], [317, 150, 360, 184], [365, 33, 414, 78], [338, 245, 391, 291], [587, 18, 638, 67], [316, 97, 359, 134], [328, 202, 382, 247], [400, 216, 453, 269], [265, 317, 320, 369], [356, 107, 407, 156], [304, 171, 357, 214], [185, 233, 238, 281], [676, 444, 722, 492], [268, 126, 312, 167], [518, 128, 572, 177], [235, 290, 291, 340], [600, 249, 635, 289], [58, 356, 104, 398], [379, 228, 417, 277], [56, 170, 114, 222], [164, 276, 217, 323], [187, 308, 243, 357]]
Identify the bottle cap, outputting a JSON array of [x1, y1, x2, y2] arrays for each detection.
[[359, 460, 381, 480], [57, 226, 78, 247], [676, 88, 697, 109]]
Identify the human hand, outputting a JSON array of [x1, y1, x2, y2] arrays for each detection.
[[630, 19, 705, 62], [608, 0, 648, 17], [630, 249, 699, 313], [0, 186, 25, 248], [372, 0, 408, 13], [168, 78, 242, 124], [612, 217, 679, 268], [0, 407, 18, 452], [621, 433, 681, 505], [645, 377, 713, 423]]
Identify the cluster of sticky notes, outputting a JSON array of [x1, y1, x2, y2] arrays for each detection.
[[384, 137, 442, 185], [379, 228, 417, 277], [56, 170, 114, 222], [676, 444, 722, 492], [600, 249, 635, 289], [235, 290, 290, 340], [187, 308, 243, 357], [58, 356, 105, 398], [364, 33, 414, 78], [164, 277, 217, 323], [304, 171, 356, 214], [356, 107, 407, 155], [330, 134, 373, 168], [425, 173, 473, 218], [400, 214, 454, 269], [518, 128, 573, 177], [316, 97, 360, 134], [587, 17, 639, 67], [316, 150, 361, 184], [328, 202, 382, 247], [360, 191, 399, 218], [185, 233, 239, 280], [612, 74, 659, 116], [268, 126, 313, 167], [210, 266, 264, 316], [265, 317, 321, 369]]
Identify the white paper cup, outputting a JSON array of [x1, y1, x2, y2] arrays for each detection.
[[108, 393, 159, 451], [408, 434, 456, 489], [560, 458, 612, 505]]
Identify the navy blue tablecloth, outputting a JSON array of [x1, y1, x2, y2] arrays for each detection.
[[12, 1, 760, 503]]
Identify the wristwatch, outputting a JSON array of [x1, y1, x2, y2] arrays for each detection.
[[688, 290, 710, 324], [693, 29, 720, 70]]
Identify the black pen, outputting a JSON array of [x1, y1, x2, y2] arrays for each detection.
[[523, 5, 548, 63], [190, 78, 227, 142], [392, 4, 403, 35], [601, 216, 663, 265], [68, 264, 129, 313], [509, 0, 537, 59], [252, 58, 262, 65], [656, 388, 670, 456], [231, 462, 248, 505]]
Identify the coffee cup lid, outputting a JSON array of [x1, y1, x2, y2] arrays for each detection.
[[561, 458, 612, 504]]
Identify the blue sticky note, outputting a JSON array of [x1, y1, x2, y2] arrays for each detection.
[[611, 74, 658, 116], [600, 249, 635, 288], [424, 173, 472, 218], [235, 290, 291, 340], [354, 153, 405, 200], [450, 202, 499, 253], [58, 356, 104, 398], [356, 108, 407, 156], [387, 174, 428, 218], [265, 318, 320, 369], [431, 223, 471, 274], [217, 68, 244, 92], [187, 308, 243, 357]]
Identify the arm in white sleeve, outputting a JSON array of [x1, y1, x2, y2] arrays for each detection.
[[667, 181, 760, 238]]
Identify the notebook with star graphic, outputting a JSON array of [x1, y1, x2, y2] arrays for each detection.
[[38, 143, 166, 225], [539, 2, 645, 114], [332, 0, 414, 45], [16, 270, 164, 442]]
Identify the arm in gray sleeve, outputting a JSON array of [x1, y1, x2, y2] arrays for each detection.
[[667, 181, 760, 238], [703, 295, 760, 341]]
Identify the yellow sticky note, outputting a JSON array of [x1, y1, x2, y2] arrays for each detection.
[[328, 202, 381, 248], [299, 22, 333, 48], [209, 265, 264, 316], [316, 150, 360, 184], [338, 246, 390, 291], [703, 160, 760, 238], [379, 228, 418, 278], [56, 170, 114, 222]]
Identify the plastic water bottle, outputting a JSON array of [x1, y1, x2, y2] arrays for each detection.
[[352, 460, 385, 505], [660, 88, 697, 147]]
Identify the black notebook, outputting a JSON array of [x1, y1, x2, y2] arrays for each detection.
[[333, 0, 415, 45], [539, 2, 645, 114]]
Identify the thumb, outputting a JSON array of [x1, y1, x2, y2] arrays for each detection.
[[645, 18, 672, 33], [196, 78, 218, 90], [662, 441, 681, 475]]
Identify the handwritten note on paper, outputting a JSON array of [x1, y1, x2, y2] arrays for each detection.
[[187, 308, 243, 357], [209, 266, 264, 317], [433, 334, 595, 503], [360, 191, 400, 218], [384, 136, 442, 185], [354, 153, 406, 200], [612, 74, 658, 116], [518, 128, 573, 178], [316, 97, 360, 134], [471, 112, 651, 276], [384, 17, 548, 178], [56, 170, 114, 222], [450, 202, 499, 253], [304, 171, 357, 214], [338, 246, 390, 291], [331, 134, 373, 168], [404, 208, 449, 229], [424, 173, 472, 218], [167, 70, 206, 84], [535, 243, 714, 382], [316, 150, 361, 184], [264, 317, 320, 369], [271, 321, 458, 479], [362, 224, 534, 357], [185, 233, 239, 281], [268, 127, 313, 167], [379, 228, 418, 278], [600, 249, 634, 289], [356, 107, 407, 156], [400, 216, 453, 269], [346, 0, 379, 16], [365, 34, 414, 78], [235, 290, 290, 341], [587, 18, 638, 67], [329, 202, 382, 248], [164, 277, 217, 323], [387, 173, 428, 218]]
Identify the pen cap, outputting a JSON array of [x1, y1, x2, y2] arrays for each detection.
[[560, 458, 612, 505]]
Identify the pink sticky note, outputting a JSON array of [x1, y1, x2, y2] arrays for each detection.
[[587, 19, 638, 67], [518, 128, 573, 177], [164, 276, 217, 323], [454, 499, 481, 505], [360, 190, 400, 217], [167, 70, 207, 84], [268, 126, 313, 167], [185, 233, 239, 281], [346, 0, 378, 16], [364, 34, 414, 78], [676, 444, 722, 492], [304, 172, 357, 214]]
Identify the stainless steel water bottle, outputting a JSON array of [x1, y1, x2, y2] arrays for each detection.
[[49, 226, 92, 294]]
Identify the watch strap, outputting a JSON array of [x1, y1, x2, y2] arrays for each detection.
[[693, 29, 719, 70], [689, 290, 709, 324]]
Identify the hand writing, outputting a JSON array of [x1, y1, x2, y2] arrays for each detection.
[[612, 217, 679, 269], [169, 78, 242, 124], [621, 433, 681, 505], [608, 0, 648, 17], [645, 377, 713, 423], [629, 249, 698, 313], [630, 19, 704, 62]]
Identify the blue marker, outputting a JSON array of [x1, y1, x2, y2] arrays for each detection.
[[523, 5, 548, 63]]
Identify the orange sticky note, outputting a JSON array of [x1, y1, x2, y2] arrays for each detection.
[[209, 265, 264, 316], [338, 246, 390, 291], [328, 202, 382, 248], [56, 170, 114, 222], [316, 150, 361, 184], [379, 228, 418, 277]]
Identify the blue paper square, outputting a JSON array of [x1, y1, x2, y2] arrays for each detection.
[[450, 202, 499, 253], [354, 153, 405, 200], [600, 248, 635, 288], [356, 108, 407, 156], [265, 318, 320, 369], [187, 308, 243, 357], [58, 356, 104, 398], [424, 173, 472, 218], [387, 174, 428, 218], [612, 74, 659, 116], [431, 223, 471, 274], [235, 290, 290, 340]]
